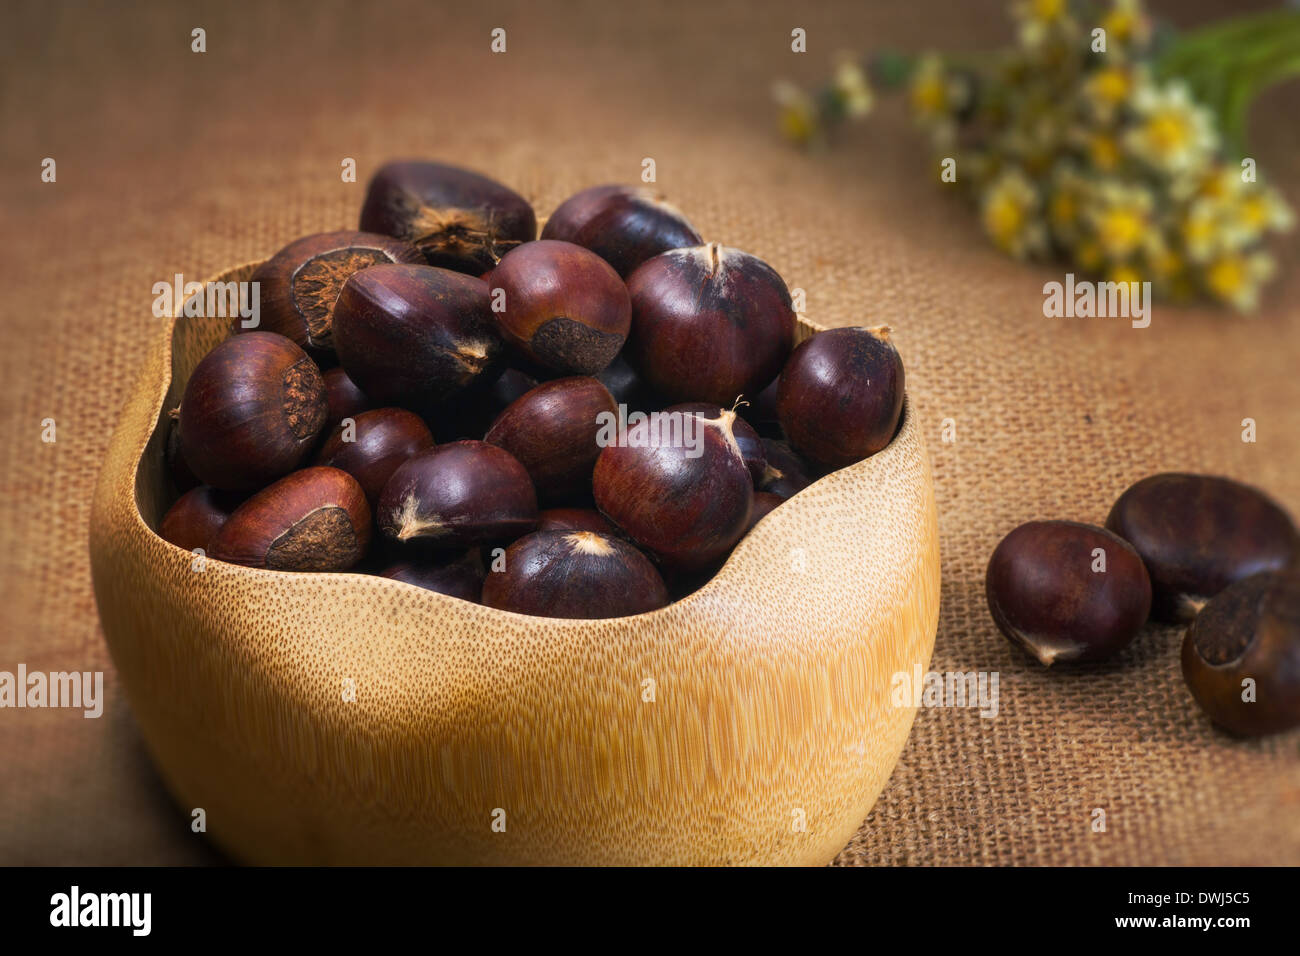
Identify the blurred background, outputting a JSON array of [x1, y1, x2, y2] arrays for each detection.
[[1, 0, 1296, 865]]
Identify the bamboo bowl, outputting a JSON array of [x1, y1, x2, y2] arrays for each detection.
[[89, 261, 940, 866]]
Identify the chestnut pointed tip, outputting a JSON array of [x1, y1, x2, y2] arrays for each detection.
[[696, 408, 745, 464], [391, 492, 447, 541], [565, 531, 615, 556], [450, 338, 496, 372], [1013, 630, 1083, 667], [704, 242, 722, 276], [993, 602, 1086, 666]]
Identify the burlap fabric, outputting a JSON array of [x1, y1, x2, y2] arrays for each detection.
[[1, 0, 1296, 865]]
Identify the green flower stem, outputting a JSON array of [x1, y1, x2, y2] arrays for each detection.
[[1156, 9, 1300, 71], [1156, 12, 1300, 154]]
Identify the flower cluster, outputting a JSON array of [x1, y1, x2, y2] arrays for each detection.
[[773, 53, 874, 146], [776, 0, 1296, 311]]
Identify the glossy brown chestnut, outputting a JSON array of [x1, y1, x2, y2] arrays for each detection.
[[1181, 571, 1300, 736], [380, 550, 485, 603], [1106, 473, 1300, 623], [481, 531, 669, 619], [332, 264, 501, 409], [539, 185, 703, 278], [377, 440, 538, 547], [313, 408, 434, 505], [178, 332, 327, 491], [777, 326, 905, 471], [743, 491, 785, 535], [158, 486, 242, 552], [487, 240, 631, 375], [358, 160, 536, 273], [320, 366, 372, 433], [669, 402, 766, 484], [208, 466, 371, 571], [625, 243, 795, 405], [536, 507, 617, 535], [249, 231, 424, 357], [758, 438, 814, 499], [986, 520, 1153, 666], [593, 408, 753, 571], [484, 376, 617, 503]]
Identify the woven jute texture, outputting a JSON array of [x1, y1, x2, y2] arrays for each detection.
[[2, 0, 1297, 865]]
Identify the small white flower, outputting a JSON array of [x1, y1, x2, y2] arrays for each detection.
[[1124, 81, 1218, 178]]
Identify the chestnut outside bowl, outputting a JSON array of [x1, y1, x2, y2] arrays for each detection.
[[90, 261, 940, 866]]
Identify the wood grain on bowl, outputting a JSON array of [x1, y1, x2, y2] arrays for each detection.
[[89, 262, 940, 866]]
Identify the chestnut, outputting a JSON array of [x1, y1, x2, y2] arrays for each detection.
[[208, 466, 371, 571], [669, 402, 766, 484], [488, 240, 631, 375], [595, 352, 663, 415], [158, 486, 242, 552], [484, 376, 617, 503], [380, 550, 485, 603], [358, 160, 536, 273], [986, 520, 1152, 666], [481, 530, 669, 619], [743, 491, 785, 535], [377, 440, 538, 547], [321, 366, 372, 432], [758, 438, 814, 499], [332, 264, 501, 409], [625, 243, 795, 405], [777, 326, 905, 471], [249, 231, 424, 357], [593, 407, 753, 571], [179, 332, 327, 491], [537, 507, 617, 535], [1106, 473, 1300, 622], [491, 367, 541, 410], [540, 185, 702, 278], [313, 408, 434, 505], [165, 415, 200, 493], [432, 363, 535, 443], [1181, 571, 1300, 736], [740, 377, 783, 439]]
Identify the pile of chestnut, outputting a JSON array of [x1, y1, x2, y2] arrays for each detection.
[[986, 473, 1300, 736], [161, 161, 906, 620]]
